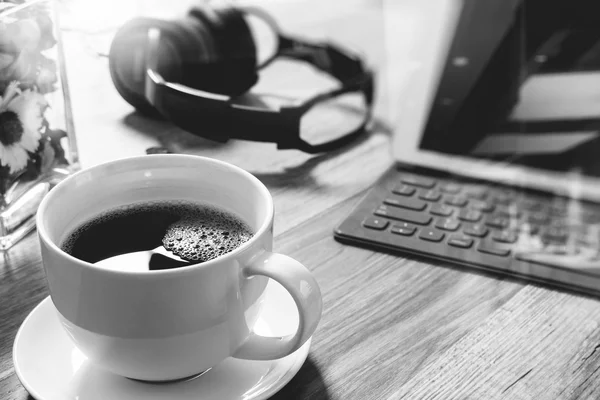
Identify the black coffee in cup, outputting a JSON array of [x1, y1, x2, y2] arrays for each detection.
[[60, 201, 253, 271]]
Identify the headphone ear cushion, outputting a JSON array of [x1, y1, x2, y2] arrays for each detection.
[[109, 17, 207, 115], [188, 5, 258, 95]]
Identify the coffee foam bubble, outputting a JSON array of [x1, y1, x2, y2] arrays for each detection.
[[162, 204, 253, 262]]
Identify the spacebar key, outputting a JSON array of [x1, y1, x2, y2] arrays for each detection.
[[375, 206, 432, 226]]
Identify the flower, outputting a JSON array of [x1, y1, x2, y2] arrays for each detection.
[[0, 19, 40, 85], [0, 10, 57, 93], [0, 81, 47, 173]]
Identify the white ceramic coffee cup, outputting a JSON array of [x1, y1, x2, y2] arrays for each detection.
[[36, 154, 323, 382]]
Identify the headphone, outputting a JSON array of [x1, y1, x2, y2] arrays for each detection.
[[108, 4, 375, 153]]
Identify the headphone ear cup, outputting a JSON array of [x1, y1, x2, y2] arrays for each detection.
[[188, 5, 258, 95], [108, 18, 206, 115]]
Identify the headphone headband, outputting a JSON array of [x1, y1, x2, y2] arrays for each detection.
[[113, 6, 375, 153]]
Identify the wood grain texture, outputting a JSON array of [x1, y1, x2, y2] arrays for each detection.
[[0, 235, 46, 400], [392, 285, 600, 400], [3, 1, 600, 400]]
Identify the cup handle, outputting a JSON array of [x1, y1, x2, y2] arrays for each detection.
[[233, 251, 323, 360]]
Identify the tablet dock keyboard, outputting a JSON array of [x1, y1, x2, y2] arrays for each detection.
[[334, 167, 600, 296]]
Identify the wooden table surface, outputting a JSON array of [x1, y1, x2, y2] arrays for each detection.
[[3, 1, 600, 399]]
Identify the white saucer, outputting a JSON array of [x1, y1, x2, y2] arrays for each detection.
[[13, 281, 310, 400]]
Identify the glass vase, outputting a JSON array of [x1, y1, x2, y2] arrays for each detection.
[[0, 0, 79, 250]]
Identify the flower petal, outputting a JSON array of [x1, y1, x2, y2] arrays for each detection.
[[18, 126, 39, 152], [8, 19, 42, 51], [6, 89, 45, 143], [0, 50, 32, 82], [0, 53, 15, 70], [0, 143, 28, 174]]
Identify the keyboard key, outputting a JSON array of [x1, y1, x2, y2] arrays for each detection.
[[518, 223, 541, 235], [392, 184, 416, 197], [492, 230, 518, 244], [391, 223, 416, 236], [439, 183, 461, 194], [548, 219, 568, 229], [383, 195, 427, 211], [393, 221, 415, 229], [527, 212, 549, 224], [362, 217, 389, 230], [430, 204, 454, 217], [458, 209, 482, 222], [401, 175, 436, 189], [444, 196, 468, 208], [585, 211, 600, 223], [545, 244, 575, 256], [464, 188, 488, 200], [448, 235, 474, 249], [374, 206, 432, 226], [542, 227, 568, 242], [520, 198, 543, 211], [495, 206, 521, 218], [419, 228, 445, 242], [576, 236, 593, 246], [419, 190, 442, 202], [470, 200, 495, 213], [485, 216, 509, 229], [434, 218, 461, 231], [570, 225, 589, 235], [464, 223, 489, 238], [548, 205, 568, 217], [493, 192, 516, 206], [477, 243, 511, 257]]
